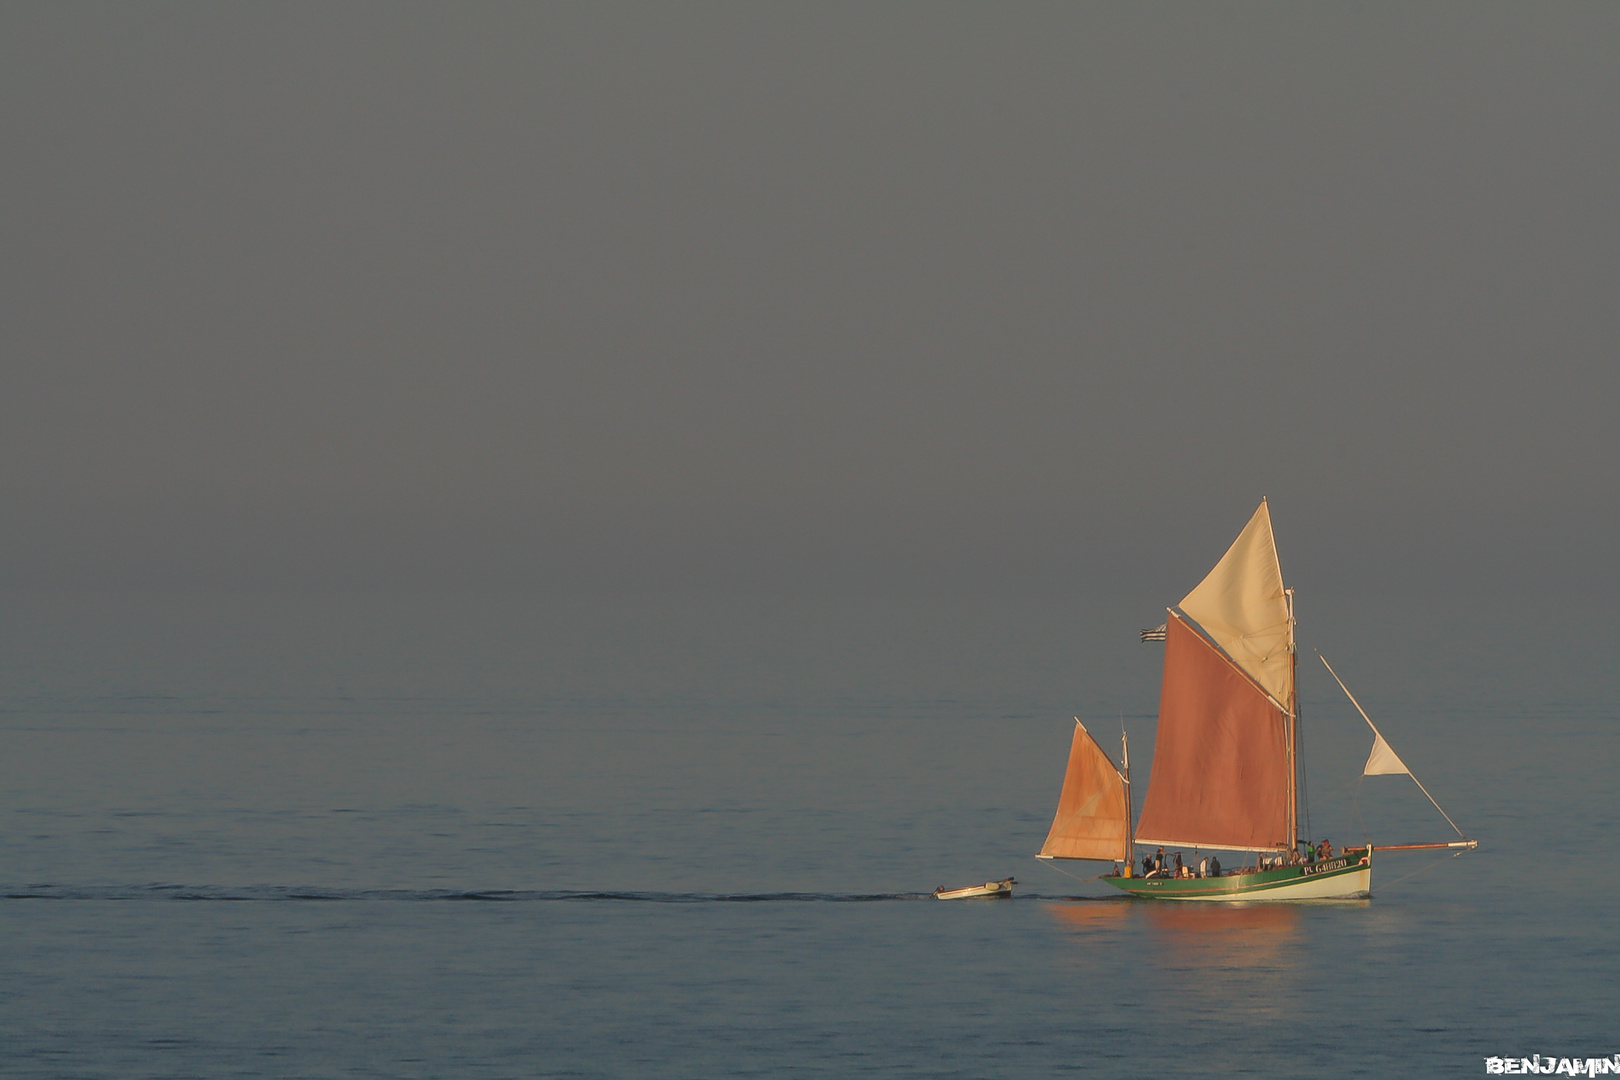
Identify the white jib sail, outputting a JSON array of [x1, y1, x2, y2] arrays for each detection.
[[1318, 652, 1466, 839], [1363, 731, 1411, 776]]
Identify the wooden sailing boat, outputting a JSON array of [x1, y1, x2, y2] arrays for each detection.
[[1037, 500, 1475, 901]]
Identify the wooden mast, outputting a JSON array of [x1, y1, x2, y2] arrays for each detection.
[[1286, 587, 1298, 854], [1122, 728, 1134, 865]]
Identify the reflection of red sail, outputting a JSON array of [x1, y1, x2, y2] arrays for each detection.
[[1134, 615, 1291, 851], [1044, 900, 1132, 933], [1039, 722, 1130, 861], [1143, 902, 1302, 967], [1145, 901, 1299, 938]]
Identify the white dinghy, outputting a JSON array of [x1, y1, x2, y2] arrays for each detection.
[[934, 877, 1016, 900]]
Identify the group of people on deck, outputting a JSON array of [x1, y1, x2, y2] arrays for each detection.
[[1137, 848, 1222, 879], [1115, 840, 1340, 880], [1260, 839, 1335, 870]]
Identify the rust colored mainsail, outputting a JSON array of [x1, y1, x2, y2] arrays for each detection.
[[1038, 720, 1131, 861], [1133, 613, 1292, 851]]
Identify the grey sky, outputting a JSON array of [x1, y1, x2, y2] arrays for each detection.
[[3, 5, 1616, 595]]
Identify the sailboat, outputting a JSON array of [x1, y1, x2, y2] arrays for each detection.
[[1037, 500, 1475, 900]]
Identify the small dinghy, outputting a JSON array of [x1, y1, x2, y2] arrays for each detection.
[[934, 877, 1016, 900]]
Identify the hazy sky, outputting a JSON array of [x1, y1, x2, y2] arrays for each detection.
[[4, 5, 1616, 595]]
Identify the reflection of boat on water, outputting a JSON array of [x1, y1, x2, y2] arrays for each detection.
[[1037, 500, 1475, 901], [934, 877, 1016, 900], [1042, 899, 1304, 971], [1142, 898, 1302, 937], [1141, 900, 1303, 968], [1043, 898, 1133, 932]]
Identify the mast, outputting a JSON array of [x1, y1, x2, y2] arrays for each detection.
[[1122, 728, 1134, 857], [1286, 587, 1298, 853]]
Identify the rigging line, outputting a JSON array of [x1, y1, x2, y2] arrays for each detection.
[[1294, 629, 1312, 843], [1031, 856, 1108, 886], [1376, 848, 1471, 893], [1298, 692, 1312, 843], [1351, 774, 1367, 848], [1317, 652, 1466, 838]]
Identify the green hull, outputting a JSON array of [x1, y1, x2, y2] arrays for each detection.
[[1105, 849, 1372, 901]]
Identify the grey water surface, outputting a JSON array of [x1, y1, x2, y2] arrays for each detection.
[[2, 592, 1615, 1078]]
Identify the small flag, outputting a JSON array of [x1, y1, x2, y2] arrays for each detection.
[[1363, 731, 1411, 776], [1140, 624, 1167, 642]]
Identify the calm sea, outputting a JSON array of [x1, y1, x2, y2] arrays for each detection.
[[2, 591, 1615, 1078]]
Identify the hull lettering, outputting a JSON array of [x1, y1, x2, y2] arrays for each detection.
[[1301, 857, 1349, 876]]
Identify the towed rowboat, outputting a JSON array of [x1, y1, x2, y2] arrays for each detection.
[[934, 877, 1016, 900]]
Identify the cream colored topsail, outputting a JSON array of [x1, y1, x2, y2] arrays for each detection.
[[1176, 499, 1294, 710]]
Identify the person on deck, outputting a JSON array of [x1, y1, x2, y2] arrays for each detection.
[[1322, 839, 1334, 860], [1173, 852, 1183, 875], [1210, 855, 1221, 877]]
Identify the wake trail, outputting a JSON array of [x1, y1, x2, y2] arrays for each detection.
[[3, 884, 1112, 903]]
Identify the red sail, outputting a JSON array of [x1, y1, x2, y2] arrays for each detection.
[[1134, 614, 1291, 851], [1038, 722, 1130, 861]]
